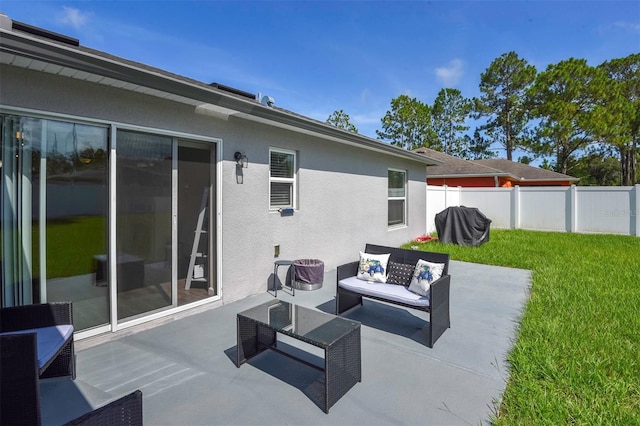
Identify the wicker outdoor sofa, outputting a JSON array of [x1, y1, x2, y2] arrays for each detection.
[[336, 244, 451, 348]]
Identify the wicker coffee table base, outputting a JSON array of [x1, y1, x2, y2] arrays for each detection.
[[237, 306, 361, 413]]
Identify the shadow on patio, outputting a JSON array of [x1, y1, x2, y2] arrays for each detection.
[[41, 260, 531, 425]]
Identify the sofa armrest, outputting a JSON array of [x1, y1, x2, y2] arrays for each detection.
[[337, 261, 359, 282], [429, 274, 450, 306], [0, 302, 73, 333], [336, 261, 362, 315], [427, 274, 451, 347]]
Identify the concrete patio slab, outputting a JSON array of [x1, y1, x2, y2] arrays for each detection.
[[40, 260, 531, 425]]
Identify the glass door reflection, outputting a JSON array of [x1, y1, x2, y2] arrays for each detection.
[[116, 130, 173, 321], [177, 141, 216, 305], [0, 115, 110, 331]]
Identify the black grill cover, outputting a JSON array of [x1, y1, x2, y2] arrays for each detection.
[[435, 206, 491, 247]]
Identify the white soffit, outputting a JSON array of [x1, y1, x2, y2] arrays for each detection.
[[1, 48, 437, 165], [0, 51, 202, 108]]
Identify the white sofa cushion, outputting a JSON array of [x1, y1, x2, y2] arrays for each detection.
[[1, 325, 74, 369], [338, 276, 429, 307]]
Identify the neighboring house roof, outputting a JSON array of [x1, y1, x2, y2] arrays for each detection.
[[414, 147, 579, 183], [472, 159, 579, 182], [0, 14, 441, 166], [414, 148, 509, 178]]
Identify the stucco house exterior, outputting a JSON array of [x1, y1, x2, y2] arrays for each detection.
[[414, 147, 579, 187], [0, 15, 440, 339]]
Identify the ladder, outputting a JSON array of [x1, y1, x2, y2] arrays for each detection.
[[185, 188, 214, 295]]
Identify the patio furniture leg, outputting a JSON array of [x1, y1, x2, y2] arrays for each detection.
[[237, 317, 276, 367], [324, 326, 361, 413]]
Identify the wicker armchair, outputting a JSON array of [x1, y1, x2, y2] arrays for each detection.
[[0, 302, 76, 425], [63, 390, 143, 426]]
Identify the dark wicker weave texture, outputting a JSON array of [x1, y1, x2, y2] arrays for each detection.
[[325, 326, 361, 412], [236, 317, 278, 365], [0, 333, 42, 426], [63, 390, 143, 426]]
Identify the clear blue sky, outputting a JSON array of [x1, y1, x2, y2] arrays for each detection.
[[2, 1, 639, 158]]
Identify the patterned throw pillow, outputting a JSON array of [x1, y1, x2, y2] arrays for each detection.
[[386, 261, 414, 286], [356, 252, 391, 283], [408, 259, 445, 296]]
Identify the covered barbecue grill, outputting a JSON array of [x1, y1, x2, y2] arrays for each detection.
[[435, 206, 491, 247]]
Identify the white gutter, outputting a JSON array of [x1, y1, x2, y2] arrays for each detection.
[[0, 23, 441, 166]]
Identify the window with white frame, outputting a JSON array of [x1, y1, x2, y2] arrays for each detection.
[[269, 148, 296, 209], [388, 169, 406, 227]]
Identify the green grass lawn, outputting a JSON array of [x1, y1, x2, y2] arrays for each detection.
[[405, 230, 640, 425], [35, 216, 107, 279]]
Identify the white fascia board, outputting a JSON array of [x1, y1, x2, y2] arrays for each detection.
[[427, 172, 511, 178], [1, 28, 440, 166]]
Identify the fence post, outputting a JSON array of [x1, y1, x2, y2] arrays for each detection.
[[443, 184, 448, 207], [512, 185, 520, 230], [635, 184, 640, 237], [570, 185, 577, 233], [425, 184, 428, 234]]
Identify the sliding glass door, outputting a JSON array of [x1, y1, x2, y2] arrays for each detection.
[[1, 115, 109, 330], [177, 141, 215, 304], [116, 130, 174, 321], [2, 113, 217, 332], [115, 133, 217, 321]]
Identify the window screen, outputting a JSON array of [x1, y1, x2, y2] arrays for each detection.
[[388, 169, 406, 226], [270, 149, 296, 209]]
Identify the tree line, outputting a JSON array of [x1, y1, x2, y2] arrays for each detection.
[[326, 52, 639, 186]]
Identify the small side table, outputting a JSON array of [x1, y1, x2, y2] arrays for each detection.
[[273, 260, 295, 297]]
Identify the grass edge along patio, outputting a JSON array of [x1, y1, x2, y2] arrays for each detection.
[[407, 229, 640, 425]]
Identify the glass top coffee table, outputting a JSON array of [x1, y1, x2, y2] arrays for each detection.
[[236, 299, 361, 413]]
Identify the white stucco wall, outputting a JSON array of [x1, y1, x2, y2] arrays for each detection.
[[1, 64, 427, 304]]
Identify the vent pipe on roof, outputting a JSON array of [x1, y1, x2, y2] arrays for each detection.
[[260, 94, 275, 107]]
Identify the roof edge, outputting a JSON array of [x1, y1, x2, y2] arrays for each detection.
[[0, 25, 440, 166], [427, 172, 511, 178]]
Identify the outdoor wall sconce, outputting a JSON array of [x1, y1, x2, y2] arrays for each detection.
[[234, 151, 248, 168], [278, 208, 294, 216]]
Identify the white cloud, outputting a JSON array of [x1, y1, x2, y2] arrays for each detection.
[[353, 111, 383, 126], [57, 6, 90, 29], [359, 88, 372, 105], [613, 21, 640, 34], [434, 59, 464, 87]]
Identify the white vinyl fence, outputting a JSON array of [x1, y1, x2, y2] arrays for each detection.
[[426, 184, 640, 237]]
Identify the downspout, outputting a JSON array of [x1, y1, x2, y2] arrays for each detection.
[[494, 175, 499, 187]]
